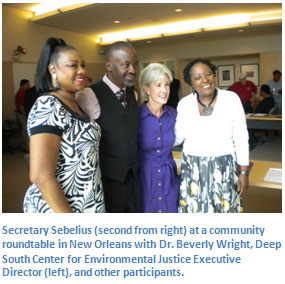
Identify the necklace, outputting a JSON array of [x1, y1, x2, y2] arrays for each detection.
[[196, 89, 217, 115]]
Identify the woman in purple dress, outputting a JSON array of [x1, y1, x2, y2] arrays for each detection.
[[138, 63, 180, 213]]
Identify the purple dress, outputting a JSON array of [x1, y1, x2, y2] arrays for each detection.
[[138, 103, 180, 213]]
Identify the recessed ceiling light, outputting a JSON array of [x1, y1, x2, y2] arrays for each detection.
[[175, 9, 183, 13], [114, 20, 120, 24]]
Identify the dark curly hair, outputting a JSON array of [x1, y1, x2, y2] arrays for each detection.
[[261, 84, 271, 95], [183, 58, 217, 86], [273, 70, 281, 76]]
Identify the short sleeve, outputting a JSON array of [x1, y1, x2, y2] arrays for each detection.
[[76, 87, 101, 120], [27, 95, 67, 137]]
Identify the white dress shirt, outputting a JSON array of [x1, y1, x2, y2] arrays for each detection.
[[175, 89, 249, 166]]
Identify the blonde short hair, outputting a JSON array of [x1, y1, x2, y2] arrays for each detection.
[[139, 63, 173, 101]]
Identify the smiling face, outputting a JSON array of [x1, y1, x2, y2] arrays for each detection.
[[49, 49, 87, 93], [144, 75, 170, 106], [106, 47, 138, 88], [190, 63, 216, 97]]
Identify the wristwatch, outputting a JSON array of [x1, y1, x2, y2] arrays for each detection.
[[240, 170, 250, 176]]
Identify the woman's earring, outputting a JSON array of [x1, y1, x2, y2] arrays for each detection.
[[52, 73, 58, 89]]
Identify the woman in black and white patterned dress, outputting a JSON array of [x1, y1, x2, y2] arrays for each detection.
[[23, 38, 105, 213]]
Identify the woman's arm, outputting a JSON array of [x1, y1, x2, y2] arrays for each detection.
[[29, 133, 73, 213], [231, 93, 250, 197]]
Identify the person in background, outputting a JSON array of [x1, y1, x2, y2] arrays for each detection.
[[15, 79, 30, 152], [249, 84, 276, 149], [228, 73, 257, 113], [266, 70, 282, 114], [23, 37, 105, 213], [138, 63, 180, 213], [24, 77, 40, 121], [76, 41, 141, 213], [255, 84, 275, 114], [175, 58, 249, 213], [166, 70, 180, 109]]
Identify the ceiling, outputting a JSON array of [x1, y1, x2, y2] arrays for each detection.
[[3, 3, 282, 46]]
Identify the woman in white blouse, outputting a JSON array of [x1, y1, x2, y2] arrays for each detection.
[[175, 58, 249, 213]]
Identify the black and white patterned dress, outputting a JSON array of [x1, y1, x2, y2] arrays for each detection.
[[23, 94, 105, 213]]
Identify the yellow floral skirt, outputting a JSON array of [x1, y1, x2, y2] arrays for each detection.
[[178, 153, 242, 213]]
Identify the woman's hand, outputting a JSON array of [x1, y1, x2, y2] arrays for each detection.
[[238, 174, 249, 197]]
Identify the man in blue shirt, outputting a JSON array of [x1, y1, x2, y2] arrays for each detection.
[[267, 70, 282, 114]]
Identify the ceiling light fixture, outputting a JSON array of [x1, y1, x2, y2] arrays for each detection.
[[249, 10, 282, 26], [98, 10, 281, 45], [114, 20, 120, 24], [175, 9, 183, 12], [30, 3, 93, 21]]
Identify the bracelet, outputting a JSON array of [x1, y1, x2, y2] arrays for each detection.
[[240, 170, 250, 176]]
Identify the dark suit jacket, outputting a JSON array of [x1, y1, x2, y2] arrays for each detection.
[[91, 80, 139, 183]]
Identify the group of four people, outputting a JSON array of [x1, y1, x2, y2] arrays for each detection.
[[23, 37, 250, 214]]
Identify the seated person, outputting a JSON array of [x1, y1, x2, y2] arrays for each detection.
[[255, 84, 275, 114], [249, 85, 276, 149]]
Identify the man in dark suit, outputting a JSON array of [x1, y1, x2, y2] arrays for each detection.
[[76, 41, 141, 213]]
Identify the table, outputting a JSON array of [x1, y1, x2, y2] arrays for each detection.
[[249, 160, 282, 190], [246, 114, 282, 130], [172, 151, 282, 190]]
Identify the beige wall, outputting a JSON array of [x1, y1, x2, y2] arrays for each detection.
[[136, 31, 281, 61], [2, 61, 15, 120], [86, 63, 106, 84], [260, 52, 282, 84]]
